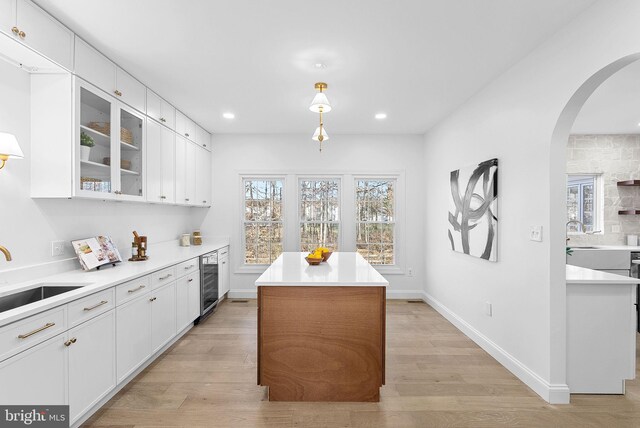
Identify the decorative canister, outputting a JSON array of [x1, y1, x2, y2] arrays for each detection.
[[180, 234, 191, 247], [192, 231, 202, 246]]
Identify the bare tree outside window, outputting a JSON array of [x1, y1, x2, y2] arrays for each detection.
[[356, 179, 395, 265], [299, 179, 340, 252], [243, 179, 283, 264]]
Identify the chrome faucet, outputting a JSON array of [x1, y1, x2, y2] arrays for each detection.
[[566, 220, 601, 244], [0, 245, 11, 262]]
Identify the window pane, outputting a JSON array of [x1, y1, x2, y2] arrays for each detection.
[[300, 222, 339, 252], [566, 175, 597, 234], [355, 179, 396, 265], [244, 179, 283, 264], [299, 179, 340, 251]]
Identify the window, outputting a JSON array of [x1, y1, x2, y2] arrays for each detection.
[[243, 179, 284, 264], [299, 179, 340, 251], [567, 175, 598, 233], [356, 179, 395, 265]]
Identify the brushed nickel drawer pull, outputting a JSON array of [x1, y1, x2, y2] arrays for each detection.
[[18, 322, 55, 339], [158, 273, 172, 280], [127, 285, 146, 293], [84, 300, 108, 311]]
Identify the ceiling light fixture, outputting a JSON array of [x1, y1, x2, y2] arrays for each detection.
[[0, 132, 23, 170], [309, 82, 331, 152], [314, 63, 327, 69], [222, 112, 235, 119], [375, 113, 387, 120]]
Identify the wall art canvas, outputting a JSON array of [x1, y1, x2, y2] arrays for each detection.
[[448, 158, 498, 262]]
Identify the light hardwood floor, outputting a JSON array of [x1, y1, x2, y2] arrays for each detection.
[[83, 300, 640, 427]]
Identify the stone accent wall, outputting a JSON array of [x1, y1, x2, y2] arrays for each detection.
[[566, 134, 640, 246]]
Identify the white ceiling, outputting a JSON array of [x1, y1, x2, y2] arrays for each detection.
[[572, 59, 640, 134], [35, 0, 596, 135]]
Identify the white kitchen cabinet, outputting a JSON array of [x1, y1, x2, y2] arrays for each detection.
[[219, 247, 230, 297], [74, 37, 116, 94], [0, 333, 67, 405], [115, 67, 145, 113], [195, 124, 211, 151], [175, 136, 198, 206], [177, 270, 200, 332], [1, 0, 74, 70], [151, 281, 177, 353], [147, 89, 176, 130], [195, 146, 212, 206], [176, 110, 196, 141], [67, 310, 116, 424], [116, 291, 152, 382], [147, 119, 175, 204]]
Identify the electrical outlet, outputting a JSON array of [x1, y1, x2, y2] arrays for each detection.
[[407, 267, 413, 277], [612, 225, 621, 233], [485, 301, 492, 317], [51, 240, 65, 257], [529, 226, 543, 242]]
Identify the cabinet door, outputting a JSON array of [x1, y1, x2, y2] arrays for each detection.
[[0, 0, 16, 37], [74, 37, 116, 94], [195, 125, 211, 151], [146, 89, 162, 124], [117, 104, 145, 201], [188, 271, 201, 322], [116, 67, 145, 113], [220, 254, 230, 296], [16, 0, 73, 70], [161, 127, 176, 204], [185, 141, 197, 205], [175, 135, 187, 204], [0, 333, 67, 405], [184, 117, 196, 142], [68, 310, 116, 424], [116, 292, 152, 382], [176, 275, 190, 332], [195, 147, 212, 206], [146, 119, 163, 203], [151, 281, 176, 353], [175, 110, 187, 137], [161, 99, 176, 131]]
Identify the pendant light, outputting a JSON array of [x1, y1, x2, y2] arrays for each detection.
[[309, 82, 331, 151]]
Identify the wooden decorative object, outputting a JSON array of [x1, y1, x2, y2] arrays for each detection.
[[617, 180, 640, 187], [120, 127, 134, 144], [619, 210, 640, 215], [258, 286, 385, 402], [88, 121, 110, 136], [304, 256, 322, 265]]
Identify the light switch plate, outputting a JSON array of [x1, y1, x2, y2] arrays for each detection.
[[529, 226, 543, 242], [51, 240, 65, 257]]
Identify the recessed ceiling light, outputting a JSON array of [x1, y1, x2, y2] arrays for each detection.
[[222, 112, 235, 119], [314, 63, 327, 69], [375, 113, 387, 120]]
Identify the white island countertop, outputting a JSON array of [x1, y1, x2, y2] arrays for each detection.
[[566, 264, 640, 285], [256, 252, 388, 287]]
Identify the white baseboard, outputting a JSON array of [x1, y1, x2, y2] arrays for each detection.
[[227, 289, 426, 300], [421, 291, 570, 404]]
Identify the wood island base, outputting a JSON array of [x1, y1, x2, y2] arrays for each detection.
[[257, 285, 386, 402]]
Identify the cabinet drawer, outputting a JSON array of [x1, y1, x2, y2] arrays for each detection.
[[0, 306, 67, 362], [150, 266, 177, 290], [177, 258, 199, 278], [68, 288, 115, 328], [115, 276, 150, 306]]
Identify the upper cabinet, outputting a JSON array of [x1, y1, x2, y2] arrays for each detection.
[[146, 89, 176, 130], [75, 37, 145, 113], [195, 124, 211, 152], [176, 111, 196, 142], [1, 0, 73, 70]]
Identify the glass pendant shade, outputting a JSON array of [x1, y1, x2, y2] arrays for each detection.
[[312, 126, 330, 142], [309, 92, 332, 113]]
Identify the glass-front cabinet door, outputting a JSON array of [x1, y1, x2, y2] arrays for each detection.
[[75, 79, 145, 201]]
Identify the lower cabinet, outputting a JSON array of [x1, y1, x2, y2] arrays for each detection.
[[0, 333, 67, 405], [151, 281, 177, 353], [68, 310, 116, 424], [219, 247, 230, 297], [116, 292, 152, 382], [177, 270, 200, 332]]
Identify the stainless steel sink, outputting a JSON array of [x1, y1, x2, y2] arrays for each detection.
[[0, 285, 85, 313]]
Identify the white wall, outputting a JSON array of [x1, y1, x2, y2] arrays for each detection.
[[201, 133, 425, 298], [0, 61, 203, 279], [422, 0, 640, 404]]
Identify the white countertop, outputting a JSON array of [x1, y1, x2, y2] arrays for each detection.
[[0, 238, 229, 327], [566, 265, 640, 285], [255, 252, 388, 287], [570, 245, 640, 251]]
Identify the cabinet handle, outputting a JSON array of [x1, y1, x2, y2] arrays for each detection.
[[185, 133, 189, 137], [149, 297, 157, 302], [64, 337, 77, 347], [160, 118, 166, 123], [185, 198, 190, 202], [160, 195, 166, 199], [159, 273, 172, 280], [202, 200, 207, 204], [84, 300, 108, 311], [18, 30, 25, 39], [188, 278, 194, 282], [11, 26, 19, 36], [71, 337, 77, 343], [127, 285, 146, 293], [184, 265, 195, 270], [114, 90, 122, 97], [17, 322, 55, 339]]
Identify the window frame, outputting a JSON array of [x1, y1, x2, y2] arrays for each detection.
[[297, 176, 343, 252], [239, 175, 286, 269], [354, 177, 397, 266], [566, 174, 602, 235]]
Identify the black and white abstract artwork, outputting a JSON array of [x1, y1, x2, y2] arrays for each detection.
[[448, 158, 498, 262]]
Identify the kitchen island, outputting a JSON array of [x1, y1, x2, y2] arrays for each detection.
[[255, 252, 388, 402]]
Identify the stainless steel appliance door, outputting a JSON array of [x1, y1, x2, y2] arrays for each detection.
[[201, 252, 219, 316]]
